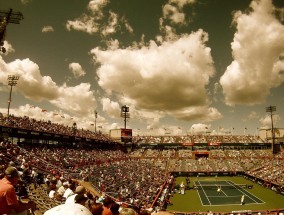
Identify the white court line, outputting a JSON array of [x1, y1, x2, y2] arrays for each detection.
[[194, 181, 212, 205], [226, 180, 264, 204], [207, 195, 243, 198]]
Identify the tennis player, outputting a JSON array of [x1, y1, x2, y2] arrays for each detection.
[[241, 195, 245, 205], [217, 186, 221, 194]]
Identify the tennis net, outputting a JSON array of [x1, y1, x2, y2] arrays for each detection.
[[193, 184, 248, 190]]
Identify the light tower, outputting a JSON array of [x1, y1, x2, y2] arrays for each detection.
[[266, 105, 276, 154], [0, 9, 24, 53], [7, 75, 20, 116], [121, 105, 130, 129]]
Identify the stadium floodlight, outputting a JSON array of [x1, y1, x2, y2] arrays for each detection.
[[0, 9, 24, 53], [7, 75, 20, 116], [72, 122, 77, 136], [121, 105, 130, 129], [266, 106, 276, 154]]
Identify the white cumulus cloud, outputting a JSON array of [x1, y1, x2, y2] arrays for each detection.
[[69, 62, 86, 78], [0, 57, 96, 116], [220, 0, 284, 106], [42, 26, 54, 33], [91, 30, 221, 122]]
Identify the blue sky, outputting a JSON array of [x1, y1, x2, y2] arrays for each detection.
[[0, 0, 283, 136]]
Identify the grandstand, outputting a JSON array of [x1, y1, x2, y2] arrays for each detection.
[[0, 114, 284, 214]]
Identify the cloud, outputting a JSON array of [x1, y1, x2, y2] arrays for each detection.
[[42, 26, 54, 33], [122, 16, 134, 33], [21, 0, 32, 4], [0, 57, 59, 101], [191, 123, 210, 134], [66, 0, 108, 35], [101, 11, 119, 36], [0, 57, 96, 116], [101, 97, 121, 118], [220, 0, 284, 106], [259, 114, 281, 127], [88, 0, 109, 18], [91, 29, 222, 122], [50, 83, 96, 115], [161, 0, 195, 26], [163, 4, 186, 25], [68, 62, 86, 78], [66, 0, 132, 36], [247, 111, 259, 120]]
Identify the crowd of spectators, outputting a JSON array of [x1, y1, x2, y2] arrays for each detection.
[[0, 114, 111, 142], [0, 114, 284, 215], [1, 138, 284, 214], [132, 135, 265, 144]]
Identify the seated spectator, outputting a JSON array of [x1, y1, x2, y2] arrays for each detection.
[[48, 179, 58, 199], [0, 166, 37, 214], [66, 185, 87, 204], [57, 181, 69, 200], [63, 182, 76, 199]]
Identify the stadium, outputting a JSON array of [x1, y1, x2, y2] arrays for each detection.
[[0, 114, 284, 215], [1, 0, 284, 215]]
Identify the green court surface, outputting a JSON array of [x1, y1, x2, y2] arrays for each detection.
[[194, 180, 263, 206], [167, 176, 284, 213]]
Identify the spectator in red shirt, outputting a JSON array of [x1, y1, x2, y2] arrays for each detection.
[[0, 166, 36, 214]]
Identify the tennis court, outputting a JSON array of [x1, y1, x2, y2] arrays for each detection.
[[194, 180, 265, 206]]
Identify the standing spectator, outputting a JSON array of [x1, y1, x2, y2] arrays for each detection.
[[0, 166, 36, 214]]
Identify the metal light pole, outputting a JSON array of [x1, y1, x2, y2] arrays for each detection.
[[7, 75, 19, 116], [266, 105, 276, 154], [72, 122, 77, 136], [94, 110, 98, 132], [121, 105, 130, 129], [0, 9, 24, 53]]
